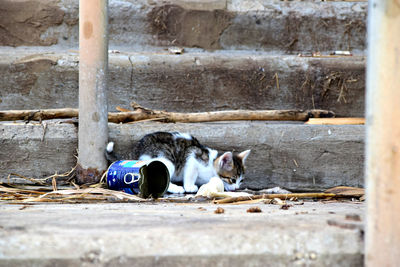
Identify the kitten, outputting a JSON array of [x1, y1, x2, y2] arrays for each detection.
[[106, 131, 251, 194]]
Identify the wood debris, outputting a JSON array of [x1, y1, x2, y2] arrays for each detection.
[[298, 51, 353, 57], [0, 185, 146, 204], [214, 186, 365, 205], [7, 166, 77, 186], [306, 118, 365, 125], [272, 197, 284, 205], [228, 198, 267, 205], [214, 193, 337, 204], [0, 105, 335, 123], [214, 207, 225, 214], [324, 186, 365, 198], [280, 204, 292, 210], [247, 206, 262, 213], [1, 179, 365, 206]]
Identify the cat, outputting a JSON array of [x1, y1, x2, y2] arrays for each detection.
[[106, 131, 251, 194]]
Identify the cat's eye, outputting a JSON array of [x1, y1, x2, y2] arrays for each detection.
[[231, 178, 236, 184]]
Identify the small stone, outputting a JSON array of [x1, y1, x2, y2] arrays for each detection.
[[247, 206, 262, 213], [214, 207, 224, 214]]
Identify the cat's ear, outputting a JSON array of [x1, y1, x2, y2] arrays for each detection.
[[238, 150, 251, 164], [219, 152, 233, 171]]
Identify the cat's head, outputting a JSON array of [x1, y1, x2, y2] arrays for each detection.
[[214, 150, 251, 191]]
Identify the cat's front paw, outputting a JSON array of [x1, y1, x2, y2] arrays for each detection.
[[168, 183, 185, 194], [184, 184, 198, 193]]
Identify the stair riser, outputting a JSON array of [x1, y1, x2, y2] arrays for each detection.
[[0, 0, 367, 53], [0, 122, 364, 191], [0, 53, 366, 117]]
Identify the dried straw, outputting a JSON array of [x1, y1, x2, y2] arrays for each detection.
[[0, 185, 146, 204]]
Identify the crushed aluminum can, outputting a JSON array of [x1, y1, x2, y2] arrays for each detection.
[[106, 159, 170, 198]]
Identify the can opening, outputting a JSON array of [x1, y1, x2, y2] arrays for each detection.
[[139, 160, 170, 198]]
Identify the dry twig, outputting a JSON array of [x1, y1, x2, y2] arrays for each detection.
[[214, 193, 338, 204], [7, 165, 77, 185], [0, 186, 147, 204]]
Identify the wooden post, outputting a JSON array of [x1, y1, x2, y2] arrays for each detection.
[[76, 0, 109, 184], [366, 0, 400, 265]]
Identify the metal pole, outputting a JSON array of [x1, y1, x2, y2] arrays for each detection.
[[366, 0, 400, 265], [76, 0, 109, 184]]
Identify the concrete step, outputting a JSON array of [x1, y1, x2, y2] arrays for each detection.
[[0, 121, 364, 191], [0, 49, 366, 117], [0, 0, 367, 53], [0, 201, 364, 266]]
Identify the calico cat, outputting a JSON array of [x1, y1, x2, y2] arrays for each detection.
[[106, 131, 251, 194]]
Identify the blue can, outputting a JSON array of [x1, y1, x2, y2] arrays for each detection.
[[106, 160, 170, 198]]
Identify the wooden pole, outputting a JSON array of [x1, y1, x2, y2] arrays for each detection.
[[77, 0, 109, 184], [366, 0, 400, 265]]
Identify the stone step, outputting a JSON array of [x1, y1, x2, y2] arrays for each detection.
[[0, 121, 364, 191], [0, 49, 366, 117], [0, 202, 364, 266], [0, 0, 367, 53]]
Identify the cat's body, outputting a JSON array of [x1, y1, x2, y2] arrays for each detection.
[[106, 131, 250, 194]]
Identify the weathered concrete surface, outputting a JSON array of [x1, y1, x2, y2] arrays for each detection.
[[0, 121, 364, 191], [0, 50, 366, 117], [0, 0, 367, 53], [0, 0, 65, 47], [0, 201, 365, 266], [151, 1, 367, 53], [0, 122, 78, 182]]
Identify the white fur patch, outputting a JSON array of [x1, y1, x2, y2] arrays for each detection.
[[138, 154, 152, 161], [156, 157, 176, 182], [106, 142, 114, 153], [222, 174, 243, 191], [224, 181, 240, 191], [208, 149, 218, 162], [167, 183, 185, 194], [139, 155, 177, 182], [182, 153, 199, 193], [196, 149, 218, 185], [172, 132, 192, 140]]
